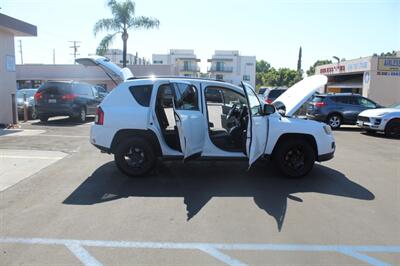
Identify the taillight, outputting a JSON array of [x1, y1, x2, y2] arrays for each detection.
[[34, 92, 42, 102], [314, 102, 325, 108], [265, 99, 273, 104], [95, 106, 104, 125], [62, 94, 77, 101]]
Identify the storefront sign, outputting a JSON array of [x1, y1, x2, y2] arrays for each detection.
[[377, 71, 400, 76], [319, 65, 345, 74], [347, 61, 369, 72], [378, 58, 400, 71]]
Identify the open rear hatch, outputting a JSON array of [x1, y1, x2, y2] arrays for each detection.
[[75, 56, 133, 85]]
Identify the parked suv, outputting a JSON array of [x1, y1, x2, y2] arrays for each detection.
[[306, 93, 381, 129], [34, 81, 105, 122], [77, 57, 335, 178]]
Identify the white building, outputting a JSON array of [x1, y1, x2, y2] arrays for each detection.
[[89, 49, 149, 65], [152, 49, 200, 77], [208, 50, 256, 87]]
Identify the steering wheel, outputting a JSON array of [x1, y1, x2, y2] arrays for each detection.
[[226, 104, 239, 120]]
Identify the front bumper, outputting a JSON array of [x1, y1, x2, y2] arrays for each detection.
[[356, 119, 384, 131]]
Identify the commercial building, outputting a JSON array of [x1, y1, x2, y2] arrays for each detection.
[[16, 63, 176, 90], [208, 50, 256, 88], [152, 49, 200, 77], [0, 13, 37, 126], [315, 55, 400, 106]]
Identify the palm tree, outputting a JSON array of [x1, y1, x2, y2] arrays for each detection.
[[93, 0, 159, 67]]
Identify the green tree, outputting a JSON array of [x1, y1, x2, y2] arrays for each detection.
[[93, 0, 160, 67], [256, 60, 271, 73], [297, 46, 302, 74], [306, 59, 332, 76]]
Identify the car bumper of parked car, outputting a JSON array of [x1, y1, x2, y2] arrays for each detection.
[[356, 119, 385, 131], [36, 104, 80, 117]]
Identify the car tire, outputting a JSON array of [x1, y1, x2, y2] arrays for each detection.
[[273, 138, 315, 178], [327, 114, 342, 129], [39, 116, 48, 122], [114, 137, 156, 177], [75, 107, 86, 123], [30, 108, 38, 120], [384, 120, 400, 139]]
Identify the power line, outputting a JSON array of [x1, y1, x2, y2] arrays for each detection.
[[68, 41, 81, 63]]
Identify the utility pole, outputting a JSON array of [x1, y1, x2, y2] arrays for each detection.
[[69, 41, 81, 63], [53, 49, 56, 64], [18, 40, 23, 64]]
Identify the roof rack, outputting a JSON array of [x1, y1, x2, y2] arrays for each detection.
[[127, 75, 222, 82]]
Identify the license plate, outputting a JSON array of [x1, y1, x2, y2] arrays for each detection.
[[48, 99, 57, 103]]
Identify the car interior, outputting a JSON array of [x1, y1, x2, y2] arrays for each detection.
[[205, 86, 249, 153]]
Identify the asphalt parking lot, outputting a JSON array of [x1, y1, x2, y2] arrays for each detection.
[[0, 117, 399, 266]]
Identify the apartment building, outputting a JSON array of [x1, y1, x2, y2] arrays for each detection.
[[152, 49, 200, 77], [89, 49, 150, 65], [208, 50, 256, 87]]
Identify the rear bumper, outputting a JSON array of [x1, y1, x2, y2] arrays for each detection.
[[36, 104, 79, 117]]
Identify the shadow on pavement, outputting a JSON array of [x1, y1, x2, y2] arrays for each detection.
[[63, 161, 375, 231], [31, 116, 94, 127]]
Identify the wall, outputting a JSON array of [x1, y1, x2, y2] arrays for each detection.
[[367, 57, 400, 106], [0, 28, 16, 125]]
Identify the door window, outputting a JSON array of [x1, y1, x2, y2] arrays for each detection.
[[243, 83, 262, 116], [358, 97, 376, 108], [171, 83, 199, 111]]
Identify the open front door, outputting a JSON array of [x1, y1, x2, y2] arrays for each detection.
[[242, 82, 268, 167], [171, 82, 206, 160]]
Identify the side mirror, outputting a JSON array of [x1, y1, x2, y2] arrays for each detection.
[[263, 104, 276, 115]]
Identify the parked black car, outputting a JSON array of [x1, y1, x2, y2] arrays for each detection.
[[306, 93, 382, 129], [34, 81, 105, 122], [265, 88, 287, 104], [17, 88, 38, 120]]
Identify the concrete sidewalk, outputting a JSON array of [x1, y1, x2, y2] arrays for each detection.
[[0, 149, 67, 191]]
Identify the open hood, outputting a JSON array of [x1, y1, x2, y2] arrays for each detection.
[[75, 56, 133, 84], [273, 75, 327, 116]]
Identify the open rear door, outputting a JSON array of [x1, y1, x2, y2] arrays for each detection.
[[242, 82, 268, 167], [171, 82, 205, 160]]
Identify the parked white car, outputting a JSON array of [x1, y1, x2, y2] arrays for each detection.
[[357, 103, 400, 138], [77, 57, 335, 178]]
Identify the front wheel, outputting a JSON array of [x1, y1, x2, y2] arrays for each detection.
[[273, 139, 315, 178], [114, 137, 156, 177], [384, 120, 400, 139]]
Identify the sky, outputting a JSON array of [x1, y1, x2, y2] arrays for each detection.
[[1, 0, 399, 72]]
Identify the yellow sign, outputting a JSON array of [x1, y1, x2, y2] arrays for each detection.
[[378, 58, 400, 71]]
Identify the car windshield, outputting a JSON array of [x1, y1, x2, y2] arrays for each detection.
[[258, 88, 266, 95]]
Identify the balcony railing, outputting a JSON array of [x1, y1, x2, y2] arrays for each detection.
[[179, 66, 200, 72], [208, 66, 233, 73]]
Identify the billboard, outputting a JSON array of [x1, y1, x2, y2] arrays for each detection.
[[378, 58, 400, 71]]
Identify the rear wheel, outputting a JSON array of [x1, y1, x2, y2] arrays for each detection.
[[30, 108, 38, 120], [384, 120, 400, 139], [75, 107, 86, 123], [273, 139, 315, 178], [114, 137, 156, 177], [327, 114, 342, 129]]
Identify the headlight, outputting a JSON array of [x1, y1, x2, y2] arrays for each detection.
[[323, 125, 332, 135]]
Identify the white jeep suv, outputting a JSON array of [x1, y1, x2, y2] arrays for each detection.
[[77, 57, 335, 178]]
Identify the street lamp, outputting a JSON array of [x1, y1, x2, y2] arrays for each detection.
[[332, 56, 340, 63]]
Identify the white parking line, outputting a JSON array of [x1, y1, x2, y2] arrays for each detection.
[[0, 237, 398, 266], [38, 134, 88, 138], [0, 155, 64, 160]]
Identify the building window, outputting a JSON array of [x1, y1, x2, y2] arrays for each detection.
[[243, 75, 250, 81], [246, 63, 254, 66], [216, 62, 224, 71], [216, 74, 224, 80], [153, 60, 163, 64]]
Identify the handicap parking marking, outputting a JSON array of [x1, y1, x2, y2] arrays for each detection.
[[0, 237, 398, 266]]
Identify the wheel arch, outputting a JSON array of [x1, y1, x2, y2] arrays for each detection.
[[110, 129, 162, 156], [272, 133, 318, 157]]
